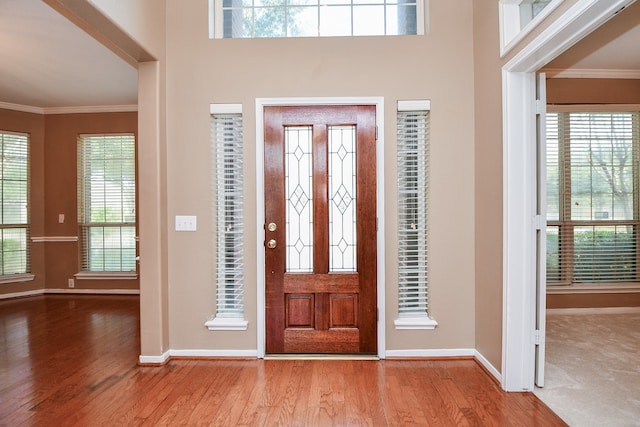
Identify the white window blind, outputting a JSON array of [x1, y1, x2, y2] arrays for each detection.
[[547, 111, 640, 284], [78, 134, 137, 273], [0, 131, 30, 276], [397, 102, 430, 318], [211, 109, 245, 319], [211, 0, 423, 39]]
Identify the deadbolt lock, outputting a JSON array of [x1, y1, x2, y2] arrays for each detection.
[[267, 222, 277, 232]]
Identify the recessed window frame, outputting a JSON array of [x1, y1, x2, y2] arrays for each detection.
[[206, 103, 248, 331], [546, 105, 640, 288], [394, 100, 437, 330], [77, 133, 138, 279], [0, 130, 32, 283], [499, 0, 563, 56], [208, 0, 427, 39]]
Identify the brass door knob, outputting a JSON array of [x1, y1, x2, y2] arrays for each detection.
[[267, 239, 277, 249]]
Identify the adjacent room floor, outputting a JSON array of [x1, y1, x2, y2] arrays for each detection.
[[534, 310, 640, 426]]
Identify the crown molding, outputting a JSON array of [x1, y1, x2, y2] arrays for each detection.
[[543, 68, 640, 79], [0, 101, 137, 115]]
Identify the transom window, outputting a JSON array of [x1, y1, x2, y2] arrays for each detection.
[[210, 0, 424, 38], [546, 110, 640, 285]]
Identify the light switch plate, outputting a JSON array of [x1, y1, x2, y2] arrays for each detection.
[[175, 215, 197, 231]]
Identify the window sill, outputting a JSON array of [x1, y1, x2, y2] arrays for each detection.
[[74, 272, 138, 280], [0, 273, 35, 285], [205, 317, 248, 331], [394, 316, 438, 330], [547, 283, 640, 294]]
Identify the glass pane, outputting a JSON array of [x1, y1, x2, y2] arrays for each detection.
[[287, 7, 318, 37], [546, 226, 560, 282], [546, 113, 559, 221], [2, 181, 27, 224], [1, 228, 27, 274], [353, 6, 385, 36], [570, 113, 634, 221], [320, 6, 351, 36], [254, 7, 286, 37], [389, 4, 417, 35], [329, 126, 357, 272], [573, 225, 637, 283], [286, 126, 313, 272]]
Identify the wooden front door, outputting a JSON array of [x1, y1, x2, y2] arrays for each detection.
[[264, 105, 377, 354]]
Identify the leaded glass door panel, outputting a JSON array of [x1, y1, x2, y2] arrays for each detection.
[[264, 105, 377, 354]]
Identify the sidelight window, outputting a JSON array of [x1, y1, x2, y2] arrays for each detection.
[[207, 104, 248, 330], [547, 110, 640, 286], [394, 100, 436, 329]]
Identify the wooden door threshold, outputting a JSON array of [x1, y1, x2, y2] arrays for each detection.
[[264, 354, 379, 361]]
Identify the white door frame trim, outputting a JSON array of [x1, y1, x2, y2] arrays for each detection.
[[501, 0, 636, 391], [255, 97, 386, 359]]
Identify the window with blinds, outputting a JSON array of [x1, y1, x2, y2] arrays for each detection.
[[547, 110, 640, 285], [0, 131, 30, 277], [78, 134, 137, 273], [397, 101, 430, 318], [211, 108, 245, 320]]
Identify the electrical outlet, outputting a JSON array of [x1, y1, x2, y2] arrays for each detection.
[[68, 278, 74, 288], [58, 213, 65, 223]]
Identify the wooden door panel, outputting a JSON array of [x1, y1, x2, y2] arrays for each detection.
[[265, 105, 377, 354], [330, 294, 358, 328], [284, 330, 360, 353], [285, 295, 314, 328]]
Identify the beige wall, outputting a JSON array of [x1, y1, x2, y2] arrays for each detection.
[[472, 0, 504, 372], [162, 0, 476, 352], [547, 78, 640, 104]]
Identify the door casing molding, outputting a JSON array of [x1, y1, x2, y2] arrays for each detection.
[[501, 0, 636, 391], [255, 97, 386, 358]]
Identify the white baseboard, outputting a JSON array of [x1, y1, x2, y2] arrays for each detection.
[[547, 307, 640, 315], [44, 288, 140, 295], [139, 351, 171, 365], [0, 289, 45, 300], [385, 348, 475, 358], [170, 349, 258, 358], [474, 350, 502, 384], [0, 288, 140, 300]]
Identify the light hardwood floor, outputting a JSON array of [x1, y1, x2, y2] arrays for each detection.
[[0, 295, 566, 426]]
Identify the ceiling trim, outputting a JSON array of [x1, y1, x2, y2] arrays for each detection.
[[0, 101, 137, 115], [544, 68, 640, 79]]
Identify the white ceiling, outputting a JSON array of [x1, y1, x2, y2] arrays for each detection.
[[0, 0, 638, 111], [0, 0, 137, 110], [544, 0, 640, 75]]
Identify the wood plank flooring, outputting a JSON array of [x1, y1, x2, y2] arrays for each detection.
[[0, 295, 567, 426]]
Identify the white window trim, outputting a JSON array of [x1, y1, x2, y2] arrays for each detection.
[[255, 96, 386, 358], [394, 99, 437, 330], [206, 103, 248, 331], [209, 0, 427, 39], [0, 273, 35, 284], [74, 271, 138, 280]]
